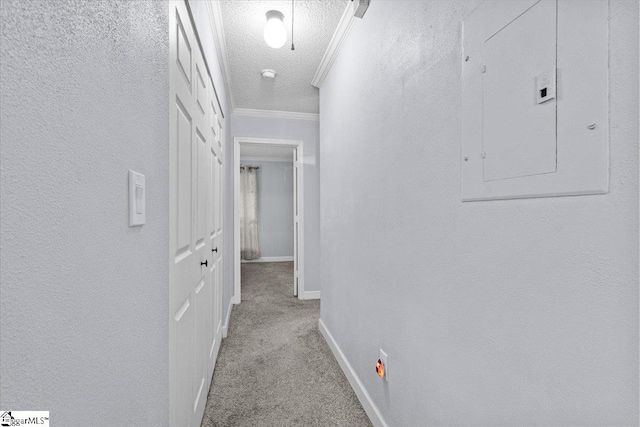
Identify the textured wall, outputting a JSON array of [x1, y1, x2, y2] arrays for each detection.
[[0, 1, 169, 425], [240, 161, 294, 258], [232, 115, 321, 292], [319, 1, 639, 425]]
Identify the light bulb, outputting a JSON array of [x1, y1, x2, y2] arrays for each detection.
[[264, 10, 286, 49]]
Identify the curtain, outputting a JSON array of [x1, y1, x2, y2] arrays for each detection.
[[240, 166, 261, 260]]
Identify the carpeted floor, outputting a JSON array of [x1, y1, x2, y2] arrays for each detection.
[[201, 262, 372, 427]]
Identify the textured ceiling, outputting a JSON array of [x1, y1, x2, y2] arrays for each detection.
[[240, 144, 294, 160], [219, 0, 348, 114]]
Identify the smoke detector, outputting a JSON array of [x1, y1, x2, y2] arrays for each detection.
[[261, 69, 276, 79]]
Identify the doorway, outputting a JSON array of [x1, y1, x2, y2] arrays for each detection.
[[234, 137, 304, 304]]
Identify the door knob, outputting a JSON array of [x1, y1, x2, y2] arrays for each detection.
[[201, 260, 208, 267], [212, 247, 218, 253]]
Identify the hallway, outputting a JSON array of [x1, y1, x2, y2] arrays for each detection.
[[1, 1, 637, 425], [201, 263, 371, 427]]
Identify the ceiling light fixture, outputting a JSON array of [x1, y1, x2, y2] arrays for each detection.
[[261, 69, 276, 79], [263, 10, 286, 49]]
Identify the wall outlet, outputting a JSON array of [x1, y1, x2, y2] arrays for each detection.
[[379, 349, 388, 381]]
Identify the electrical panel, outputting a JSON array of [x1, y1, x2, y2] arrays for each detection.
[[461, 0, 608, 201]]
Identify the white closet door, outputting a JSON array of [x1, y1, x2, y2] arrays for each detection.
[[169, 1, 223, 426], [208, 98, 223, 379], [169, 2, 197, 425], [215, 152, 223, 334], [214, 118, 223, 344], [208, 107, 218, 374], [192, 39, 211, 425]]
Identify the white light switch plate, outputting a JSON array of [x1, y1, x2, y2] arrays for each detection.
[[129, 170, 145, 226]]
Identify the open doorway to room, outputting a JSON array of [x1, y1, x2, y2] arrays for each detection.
[[233, 137, 304, 304]]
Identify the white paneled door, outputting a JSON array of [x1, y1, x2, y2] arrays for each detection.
[[169, 1, 223, 426]]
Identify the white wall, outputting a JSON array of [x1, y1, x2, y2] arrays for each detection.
[[240, 161, 294, 258], [0, 1, 170, 424], [232, 115, 321, 291], [319, 1, 639, 425]]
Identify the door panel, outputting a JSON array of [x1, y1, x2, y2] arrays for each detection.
[[193, 276, 209, 418], [207, 124, 220, 377], [170, 1, 223, 426], [176, 103, 192, 255], [174, 297, 193, 427], [209, 263, 218, 356], [196, 130, 207, 246], [170, 3, 197, 425], [175, 12, 192, 92], [216, 158, 222, 234], [216, 257, 222, 333], [195, 64, 206, 115], [217, 120, 223, 153], [192, 44, 209, 424]]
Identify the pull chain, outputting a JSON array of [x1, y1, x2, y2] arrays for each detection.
[[291, 0, 295, 50]]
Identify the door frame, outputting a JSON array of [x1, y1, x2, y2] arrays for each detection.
[[233, 137, 304, 304]]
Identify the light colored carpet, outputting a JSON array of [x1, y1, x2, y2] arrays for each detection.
[[201, 262, 372, 427]]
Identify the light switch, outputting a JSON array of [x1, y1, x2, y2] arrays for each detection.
[[536, 68, 556, 104], [135, 185, 144, 214], [129, 170, 145, 226]]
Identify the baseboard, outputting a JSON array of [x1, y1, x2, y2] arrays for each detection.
[[318, 319, 388, 427], [301, 290, 321, 300], [241, 256, 294, 263], [222, 297, 234, 338]]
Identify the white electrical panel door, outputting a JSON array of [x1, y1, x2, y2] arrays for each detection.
[[461, 0, 609, 201], [482, 0, 556, 181]]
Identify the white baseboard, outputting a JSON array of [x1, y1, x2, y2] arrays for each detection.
[[301, 290, 321, 300], [318, 319, 388, 427], [241, 256, 294, 263], [222, 297, 234, 338]]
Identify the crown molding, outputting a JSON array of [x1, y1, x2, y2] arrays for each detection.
[[240, 156, 293, 163], [233, 108, 320, 121], [206, 0, 235, 112], [311, 0, 359, 88]]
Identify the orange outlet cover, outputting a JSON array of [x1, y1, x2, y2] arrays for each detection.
[[376, 359, 385, 378]]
